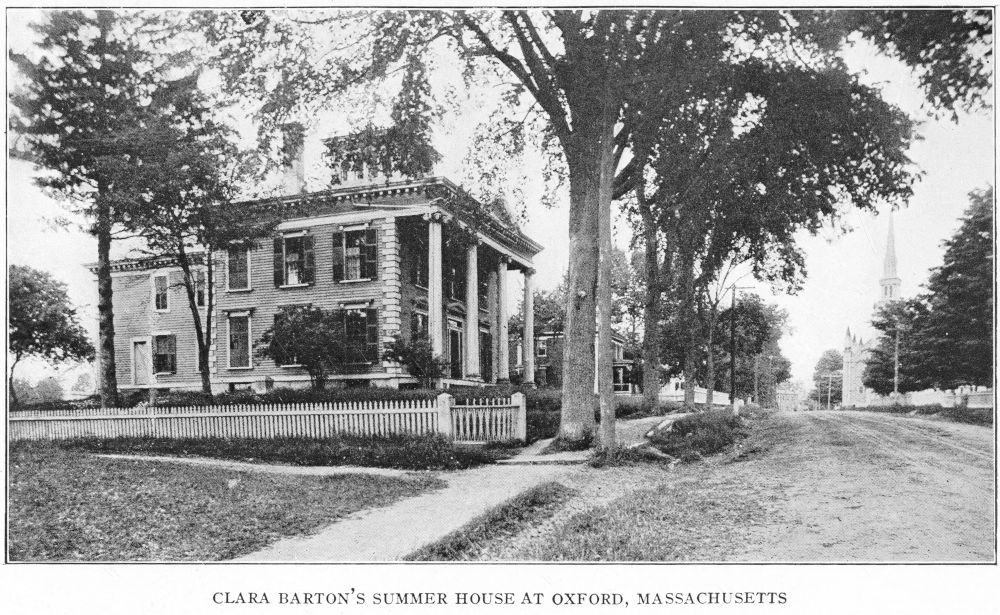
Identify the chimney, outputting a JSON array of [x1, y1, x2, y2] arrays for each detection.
[[280, 122, 306, 195]]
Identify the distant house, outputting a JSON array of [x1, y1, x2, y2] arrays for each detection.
[[96, 141, 542, 394], [511, 330, 639, 394]]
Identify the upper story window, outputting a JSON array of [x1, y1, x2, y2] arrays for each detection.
[[194, 269, 206, 307], [227, 245, 251, 291], [536, 338, 547, 358], [445, 252, 466, 300], [273, 233, 315, 287], [333, 229, 378, 282], [613, 342, 624, 361], [153, 274, 169, 311], [153, 334, 176, 374]]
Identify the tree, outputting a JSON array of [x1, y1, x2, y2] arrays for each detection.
[[256, 306, 355, 390], [714, 293, 783, 401], [118, 72, 276, 400], [382, 337, 449, 389], [914, 187, 993, 389], [8, 265, 94, 407], [863, 298, 928, 396], [195, 9, 992, 447], [10, 11, 162, 407], [812, 349, 843, 407]]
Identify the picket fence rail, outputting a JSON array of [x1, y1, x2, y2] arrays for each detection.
[[8, 393, 527, 444]]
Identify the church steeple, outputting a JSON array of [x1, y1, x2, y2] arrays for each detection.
[[878, 211, 901, 304]]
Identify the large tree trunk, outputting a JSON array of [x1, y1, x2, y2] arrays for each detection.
[[9, 353, 22, 408], [596, 117, 616, 452], [640, 206, 661, 414], [96, 199, 119, 408], [557, 118, 615, 443], [680, 258, 698, 412]]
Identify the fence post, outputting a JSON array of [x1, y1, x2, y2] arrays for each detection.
[[437, 393, 454, 439], [512, 392, 527, 441]]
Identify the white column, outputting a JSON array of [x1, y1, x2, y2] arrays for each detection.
[[522, 268, 535, 386], [496, 258, 510, 382], [464, 243, 480, 378], [428, 216, 444, 357]]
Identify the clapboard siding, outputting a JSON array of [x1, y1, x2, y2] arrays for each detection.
[[112, 269, 208, 388], [215, 220, 391, 382]]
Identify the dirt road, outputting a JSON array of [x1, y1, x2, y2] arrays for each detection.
[[485, 411, 995, 562]]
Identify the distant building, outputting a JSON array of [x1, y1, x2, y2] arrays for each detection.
[[841, 213, 987, 408], [511, 330, 638, 394]]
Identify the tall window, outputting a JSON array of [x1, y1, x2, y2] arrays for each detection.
[[536, 338, 547, 358], [153, 275, 168, 311], [152, 335, 176, 374], [412, 232, 428, 287], [444, 252, 467, 300], [228, 313, 251, 368], [272, 312, 301, 366], [332, 229, 378, 281], [194, 270, 206, 307], [273, 234, 315, 286], [411, 312, 428, 340], [343, 308, 379, 363], [228, 246, 250, 290]]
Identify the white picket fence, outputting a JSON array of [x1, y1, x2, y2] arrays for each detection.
[[8, 393, 527, 444]]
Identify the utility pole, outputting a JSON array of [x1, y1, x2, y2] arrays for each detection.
[[893, 325, 900, 398], [753, 355, 759, 404], [728, 285, 752, 411], [826, 373, 834, 410]]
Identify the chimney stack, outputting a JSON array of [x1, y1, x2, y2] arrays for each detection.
[[280, 122, 306, 195]]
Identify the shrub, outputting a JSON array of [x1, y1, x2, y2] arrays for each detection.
[[647, 410, 746, 461]]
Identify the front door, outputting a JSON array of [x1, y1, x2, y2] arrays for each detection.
[[133, 341, 151, 385], [449, 329, 463, 379]]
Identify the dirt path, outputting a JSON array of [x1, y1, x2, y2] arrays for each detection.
[[735, 411, 994, 562], [482, 411, 995, 562]]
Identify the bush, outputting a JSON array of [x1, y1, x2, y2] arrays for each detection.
[[59, 433, 498, 471], [849, 403, 993, 427], [647, 410, 746, 461]]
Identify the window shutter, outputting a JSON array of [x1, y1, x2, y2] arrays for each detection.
[[273, 238, 284, 287], [364, 228, 379, 280], [365, 308, 379, 362], [331, 232, 344, 282], [302, 234, 315, 284]]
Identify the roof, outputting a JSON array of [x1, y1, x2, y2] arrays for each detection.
[[93, 176, 542, 273]]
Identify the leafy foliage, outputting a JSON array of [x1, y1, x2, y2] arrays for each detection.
[[812, 349, 843, 406], [256, 306, 356, 389], [381, 336, 449, 388]]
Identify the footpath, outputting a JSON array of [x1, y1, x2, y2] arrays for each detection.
[[235, 415, 667, 562]]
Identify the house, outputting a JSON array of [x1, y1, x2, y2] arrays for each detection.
[[511, 330, 639, 394], [99, 145, 543, 394]]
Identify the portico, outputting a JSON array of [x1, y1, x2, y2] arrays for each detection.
[[421, 209, 539, 386]]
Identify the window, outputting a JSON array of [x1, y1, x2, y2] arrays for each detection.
[[272, 312, 301, 366], [273, 234, 315, 287], [332, 229, 378, 282], [411, 312, 428, 340], [536, 338, 547, 358], [477, 261, 489, 306], [228, 313, 251, 369], [444, 252, 466, 300], [194, 270, 206, 307], [342, 308, 379, 363], [227, 246, 250, 291], [412, 232, 428, 287], [152, 335, 176, 374], [153, 275, 169, 311]]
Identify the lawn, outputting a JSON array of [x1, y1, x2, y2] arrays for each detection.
[[8, 441, 443, 561]]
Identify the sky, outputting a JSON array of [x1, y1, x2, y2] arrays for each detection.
[[6, 9, 995, 392]]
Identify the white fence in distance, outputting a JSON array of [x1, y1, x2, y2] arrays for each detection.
[[8, 393, 527, 444]]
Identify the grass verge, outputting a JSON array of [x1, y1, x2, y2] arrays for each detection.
[[9, 441, 442, 561], [404, 482, 576, 561], [850, 404, 993, 427], [57, 433, 500, 471], [647, 410, 748, 461]]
